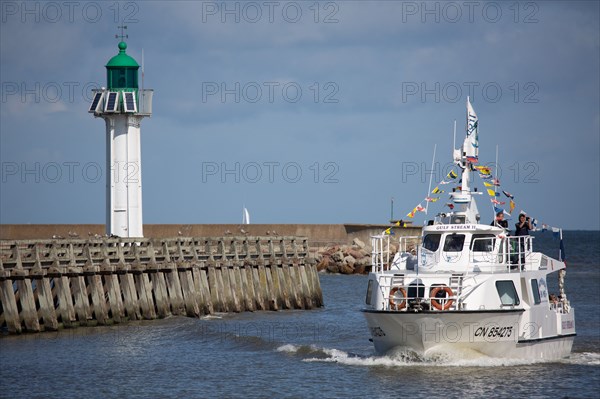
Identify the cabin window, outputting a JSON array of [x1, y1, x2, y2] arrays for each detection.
[[443, 234, 465, 252], [422, 234, 442, 251], [496, 280, 520, 306], [531, 279, 541, 305], [471, 234, 496, 252], [365, 280, 373, 305], [408, 279, 425, 299]]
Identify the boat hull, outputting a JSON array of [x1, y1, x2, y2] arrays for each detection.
[[363, 309, 574, 360]]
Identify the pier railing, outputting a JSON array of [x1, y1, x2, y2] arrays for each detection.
[[0, 236, 323, 334]]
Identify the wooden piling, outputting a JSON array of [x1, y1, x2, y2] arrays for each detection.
[[0, 236, 321, 334]]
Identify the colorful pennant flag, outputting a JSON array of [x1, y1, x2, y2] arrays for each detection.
[[483, 181, 494, 187], [445, 203, 455, 210], [432, 187, 444, 194], [492, 178, 500, 186], [416, 204, 425, 212], [503, 190, 514, 199], [509, 199, 515, 214], [447, 170, 458, 179], [466, 155, 479, 164], [476, 166, 492, 175], [487, 189, 498, 197], [491, 199, 506, 205], [426, 197, 440, 202]]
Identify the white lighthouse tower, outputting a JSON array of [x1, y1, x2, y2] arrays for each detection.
[[89, 30, 153, 238]]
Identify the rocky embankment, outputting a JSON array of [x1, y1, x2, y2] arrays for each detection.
[[309, 238, 400, 275]]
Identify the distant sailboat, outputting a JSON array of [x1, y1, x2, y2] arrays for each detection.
[[242, 207, 250, 225]]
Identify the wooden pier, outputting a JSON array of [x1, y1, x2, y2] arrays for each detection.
[[0, 236, 323, 334]]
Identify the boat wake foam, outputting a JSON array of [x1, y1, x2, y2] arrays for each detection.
[[276, 344, 599, 367]]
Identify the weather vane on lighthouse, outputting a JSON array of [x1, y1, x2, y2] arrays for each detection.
[[116, 25, 128, 41], [88, 28, 154, 238]]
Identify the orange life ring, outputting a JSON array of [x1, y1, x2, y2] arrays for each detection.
[[430, 286, 454, 310], [389, 287, 407, 310]]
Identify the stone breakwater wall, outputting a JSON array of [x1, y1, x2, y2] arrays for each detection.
[[0, 236, 322, 334]]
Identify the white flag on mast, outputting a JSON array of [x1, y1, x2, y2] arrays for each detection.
[[463, 96, 479, 159], [242, 207, 250, 224]]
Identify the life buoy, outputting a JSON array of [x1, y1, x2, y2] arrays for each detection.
[[389, 287, 407, 310], [430, 286, 454, 310]]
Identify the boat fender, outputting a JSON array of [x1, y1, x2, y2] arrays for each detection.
[[389, 287, 407, 310], [430, 286, 454, 310]]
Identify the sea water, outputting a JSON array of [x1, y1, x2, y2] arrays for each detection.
[[1, 231, 598, 398]]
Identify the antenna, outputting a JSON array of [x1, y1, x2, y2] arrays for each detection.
[[425, 144, 437, 215], [116, 25, 128, 41], [453, 120, 457, 152], [141, 48, 145, 91], [491, 144, 499, 219]]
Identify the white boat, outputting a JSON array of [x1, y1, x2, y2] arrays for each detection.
[[362, 99, 575, 360]]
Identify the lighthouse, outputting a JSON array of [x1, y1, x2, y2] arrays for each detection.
[[89, 32, 153, 238]]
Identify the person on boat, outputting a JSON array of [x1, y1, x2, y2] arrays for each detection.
[[515, 214, 532, 236], [491, 211, 509, 229], [514, 214, 532, 267]]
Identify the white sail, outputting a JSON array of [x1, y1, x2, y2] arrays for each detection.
[[242, 207, 250, 224]]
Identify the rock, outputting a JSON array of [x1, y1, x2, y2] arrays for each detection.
[[339, 262, 354, 274], [345, 248, 364, 260], [359, 248, 370, 257], [331, 251, 344, 263], [323, 245, 340, 256], [327, 263, 340, 273], [316, 256, 330, 272], [352, 238, 366, 249], [343, 255, 356, 267], [353, 263, 366, 274]]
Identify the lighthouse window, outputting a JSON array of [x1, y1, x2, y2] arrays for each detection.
[[496, 280, 520, 306], [443, 234, 465, 252], [422, 234, 441, 251]]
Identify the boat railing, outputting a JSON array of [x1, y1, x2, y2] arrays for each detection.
[[371, 234, 391, 273], [468, 235, 536, 273], [398, 235, 421, 254], [376, 273, 463, 311]]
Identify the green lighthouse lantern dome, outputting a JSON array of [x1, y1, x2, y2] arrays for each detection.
[[105, 41, 139, 90]]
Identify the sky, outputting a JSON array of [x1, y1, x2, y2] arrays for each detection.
[[1, 1, 599, 230]]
